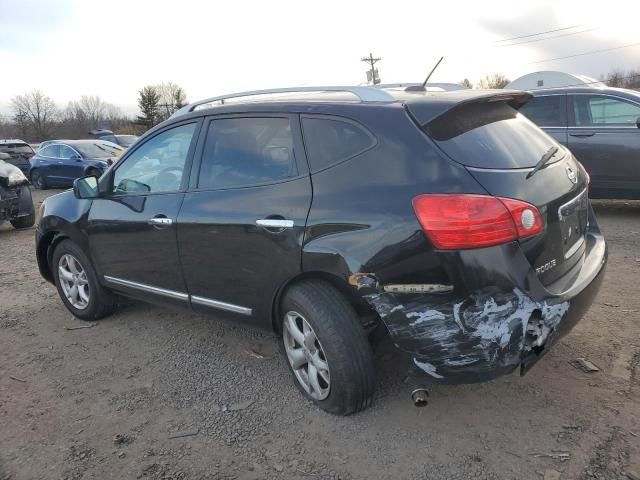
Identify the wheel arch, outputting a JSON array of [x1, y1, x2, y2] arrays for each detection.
[[270, 270, 374, 334], [36, 230, 69, 283]]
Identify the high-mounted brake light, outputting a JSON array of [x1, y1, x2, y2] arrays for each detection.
[[412, 194, 544, 250]]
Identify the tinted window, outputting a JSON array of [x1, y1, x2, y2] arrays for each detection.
[[112, 123, 196, 194], [572, 94, 640, 126], [0, 143, 33, 154], [74, 143, 113, 158], [428, 102, 565, 169], [98, 134, 119, 143], [519, 95, 566, 126], [40, 145, 60, 158], [301, 117, 374, 171], [198, 117, 295, 189], [59, 145, 76, 159]]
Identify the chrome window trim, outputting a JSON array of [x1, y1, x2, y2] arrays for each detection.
[[103, 275, 189, 301], [191, 295, 252, 316]]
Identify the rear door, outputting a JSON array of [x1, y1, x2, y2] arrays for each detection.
[[567, 93, 640, 196], [88, 121, 200, 304], [36, 145, 62, 185], [518, 94, 568, 146], [415, 98, 589, 286], [177, 114, 311, 324]]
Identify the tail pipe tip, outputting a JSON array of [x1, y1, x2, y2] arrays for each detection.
[[411, 388, 429, 407]]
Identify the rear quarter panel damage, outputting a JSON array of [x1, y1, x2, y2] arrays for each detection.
[[364, 287, 569, 382]]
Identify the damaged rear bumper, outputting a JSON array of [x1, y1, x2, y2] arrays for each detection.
[[0, 184, 32, 222], [363, 208, 607, 383]]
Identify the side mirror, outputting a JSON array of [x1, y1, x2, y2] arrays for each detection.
[[636, 117, 640, 129], [71, 154, 82, 161], [73, 175, 100, 199]]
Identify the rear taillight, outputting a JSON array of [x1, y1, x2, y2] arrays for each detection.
[[412, 194, 543, 250]]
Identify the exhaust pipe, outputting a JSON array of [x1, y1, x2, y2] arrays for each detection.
[[411, 388, 429, 407]]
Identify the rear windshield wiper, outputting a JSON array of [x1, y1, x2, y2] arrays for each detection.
[[527, 145, 559, 179]]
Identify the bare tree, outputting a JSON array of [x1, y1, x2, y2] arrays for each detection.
[[602, 68, 640, 90], [156, 82, 187, 122], [11, 90, 58, 140], [460, 78, 473, 89], [476, 73, 511, 89]]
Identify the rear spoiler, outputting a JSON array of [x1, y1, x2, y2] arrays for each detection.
[[406, 90, 533, 142]]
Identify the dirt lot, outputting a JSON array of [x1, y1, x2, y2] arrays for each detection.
[[1, 189, 639, 480]]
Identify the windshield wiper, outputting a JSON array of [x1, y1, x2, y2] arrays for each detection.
[[527, 145, 559, 179]]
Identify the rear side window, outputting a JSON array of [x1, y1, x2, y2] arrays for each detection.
[[0, 143, 33, 154], [426, 102, 564, 169], [519, 95, 567, 127], [198, 117, 296, 189], [301, 116, 375, 171], [572, 94, 640, 126], [40, 145, 60, 158]]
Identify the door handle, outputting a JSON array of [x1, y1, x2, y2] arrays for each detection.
[[570, 132, 595, 138], [256, 219, 294, 229], [148, 217, 173, 226]]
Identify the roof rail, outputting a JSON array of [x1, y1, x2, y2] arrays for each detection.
[[170, 86, 396, 119]]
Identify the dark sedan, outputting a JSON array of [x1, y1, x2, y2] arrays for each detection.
[[29, 140, 116, 189], [519, 86, 640, 199]]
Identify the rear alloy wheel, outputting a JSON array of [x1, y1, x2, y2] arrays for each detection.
[[52, 240, 116, 320], [31, 170, 47, 190], [281, 280, 375, 415], [284, 311, 331, 400]]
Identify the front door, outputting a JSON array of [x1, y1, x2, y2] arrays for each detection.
[[57, 145, 85, 184], [88, 121, 201, 303], [177, 114, 312, 324], [568, 93, 640, 197]]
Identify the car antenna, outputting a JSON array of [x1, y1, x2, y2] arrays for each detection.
[[406, 56, 444, 92]]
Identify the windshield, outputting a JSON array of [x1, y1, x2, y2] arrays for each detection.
[[427, 102, 565, 169], [0, 143, 34, 155], [73, 143, 114, 158], [116, 135, 138, 147]]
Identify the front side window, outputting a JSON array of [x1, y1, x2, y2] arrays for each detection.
[[572, 95, 640, 126], [519, 95, 567, 127], [198, 117, 296, 189], [301, 116, 375, 171], [112, 123, 196, 194]]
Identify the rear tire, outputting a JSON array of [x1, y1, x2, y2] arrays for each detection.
[[51, 240, 116, 321], [30, 170, 47, 190], [281, 280, 375, 415], [10, 213, 35, 229]]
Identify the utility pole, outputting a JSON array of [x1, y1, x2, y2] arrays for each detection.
[[361, 52, 381, 85]]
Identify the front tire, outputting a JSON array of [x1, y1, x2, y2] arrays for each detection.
[[51, 240, 116, 321], [10, 213, 35, 229], [281, 280, 375, 415]]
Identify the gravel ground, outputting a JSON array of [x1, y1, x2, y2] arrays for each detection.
[[1, 189, 639, 480]]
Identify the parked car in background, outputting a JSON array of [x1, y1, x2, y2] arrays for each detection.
[[36, 86, 606, 414], [89, 129, 138, 148], [519, 87, 640, 199], [29, 140, 117, 189], [0, 152, 35, 229], [0, 139, 35, 176]]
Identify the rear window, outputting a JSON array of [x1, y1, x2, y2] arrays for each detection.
[[426, 102, 564, 169], [301, 116, 375, 172], [0, 143, 33, 154]]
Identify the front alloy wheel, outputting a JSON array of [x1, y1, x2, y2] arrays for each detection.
[[58, 253, 90, 310], [283, 311, 331, 400]]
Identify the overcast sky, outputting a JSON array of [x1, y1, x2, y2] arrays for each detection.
[[0, 0, 638, 116]]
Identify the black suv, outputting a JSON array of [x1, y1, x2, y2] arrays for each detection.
[[35, 86, 607, 414]]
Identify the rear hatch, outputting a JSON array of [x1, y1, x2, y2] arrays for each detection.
[[408, 94, 589, 286], [0, 143, 33, 173]]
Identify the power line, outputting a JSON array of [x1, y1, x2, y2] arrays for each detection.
[[530, 42, 640, 64], [498, 27, 598, 47], [494, 24, 586, 43]]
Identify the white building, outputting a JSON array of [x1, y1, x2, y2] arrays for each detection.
[[505, 71, 605, 90]]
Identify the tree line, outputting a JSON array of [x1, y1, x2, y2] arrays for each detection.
[[0, 82, 187, 142]]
